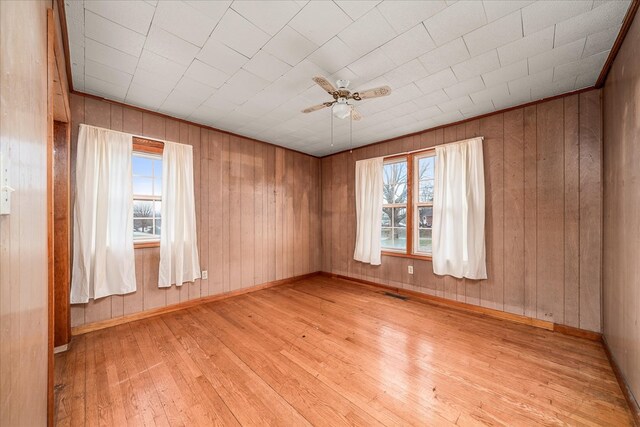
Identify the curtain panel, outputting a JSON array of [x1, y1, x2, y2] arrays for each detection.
[[158, 141, 201, 287], [353, 157, 384, 265], [432, 137, 487, 280], [71, 124, 136, 303]]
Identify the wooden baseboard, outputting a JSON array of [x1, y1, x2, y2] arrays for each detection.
[[321, 272, 602, 341], [71, 272, 320, 336], [603, 337, 640, 426]]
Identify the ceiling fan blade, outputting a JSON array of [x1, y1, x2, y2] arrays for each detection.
[[301, 102, 331, 113], [351, 106, 363, 121], [312, 76, 338, 95], [353, 85, 392, 100]]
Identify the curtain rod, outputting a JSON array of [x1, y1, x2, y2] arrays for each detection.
[[80, 123, 175, 145], [384, 136, 485, 158]]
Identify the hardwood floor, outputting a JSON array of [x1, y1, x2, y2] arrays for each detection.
[[54, 276, 633, 426]]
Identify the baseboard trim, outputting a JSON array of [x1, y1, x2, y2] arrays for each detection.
[[71, 272, 320, 336], [321, 272, 602, 341], [603, 337, 640, 426]]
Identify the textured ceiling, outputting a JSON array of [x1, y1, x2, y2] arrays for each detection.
[[65, 0, 630, 156]]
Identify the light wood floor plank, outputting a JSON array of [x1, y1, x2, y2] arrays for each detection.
[[55, 277, 634, 426]]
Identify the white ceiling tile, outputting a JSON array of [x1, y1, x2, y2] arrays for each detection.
[[554, 1, 630, 46], [461, 100, 495, 117], [126, 83, 170, 110], [583, 26, 620, 57], [153, 1, 221, 47], [172, 77, 217, 104], [197, 38, 250, 74], [64, 0, 84, 22], [481, 59, 528, 87], [159, 91, 202, 118], [415, 67, 458, 94], [334, 1, 380, 21], [531, 75, 576, 100], [497, 26, 554, 66], [242, 51, 293, 82], [469, 83, 509, 104], [463, 10, 523, 56], [380, 24, 436, 66], [492, 88, 531, 110], [263, 26, 319, 66], [185, 1, 231, 21], [85, 59, 133, 88], [452, 50, 500, 81], [185, 60, 230, 89], [553, 49, 609, 82], [377, 1, 447, 33], [231, 1, 302, 35], [423, 1, 486, 46], [69, 42, 84, 70], [521, 1, 592, 36], [347, 49, 396, 81], [508, 68, 553, 94], [528, 37, 585, 74], [84, 11, 146, 57], [66, 17, 85, 47], [575, 67, 601, 89], [84, 38, 139, 75], [211, 9, 271, 58], [431, 110, 464, 125], [413, 88, 450, 109], [189, 104, 231, 124], [419, 37, 470, 74], [84, 76, 128, 101], [444, 76, 485, 99], [137, 49, 188, 84], [308, 37, 360, 75], [482, 1, 533, 22], [337, 8, 397, 57], [411, 105, 442, 121], [289, 1, 352, 46], [145, 25, 200, 66], [383, 59, 429, 89], [84, 0, 155, 35], [216, 69, 271, 104], [132, 68, 182, 93]]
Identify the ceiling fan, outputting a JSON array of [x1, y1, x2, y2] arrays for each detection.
[[302, 76, 392, 121]]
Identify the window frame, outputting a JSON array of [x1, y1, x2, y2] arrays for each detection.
[[132, 137, 164, 249], [381, 147, 436, 261], [381, 157, 409, 253]]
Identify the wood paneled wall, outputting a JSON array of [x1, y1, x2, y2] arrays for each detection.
[[322, 90, 603, 332], [0, 1, 50, 425], [69, 93, 321, 327], [603, 7, 640, 407]]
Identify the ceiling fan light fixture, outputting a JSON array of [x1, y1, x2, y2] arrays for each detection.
[[332, 102, 351, 119]]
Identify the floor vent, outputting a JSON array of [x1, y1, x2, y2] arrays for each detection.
[[384, 292, 408, 301]]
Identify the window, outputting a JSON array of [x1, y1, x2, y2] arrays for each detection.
[[381, 149, 436, 258], [132, 138, 163, 247]]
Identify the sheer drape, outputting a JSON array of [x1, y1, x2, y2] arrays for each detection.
[[353, 157, 384, 265], [432, 137, 487, 280], [158, 141, 201, 287], [71, 124, 136, 303]]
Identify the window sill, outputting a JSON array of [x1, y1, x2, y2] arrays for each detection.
[[134, 241, 160, 249], [382, 251, 432, 262]]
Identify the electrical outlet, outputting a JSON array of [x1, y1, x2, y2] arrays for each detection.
[[408, 265, 413, 275], [201, 270, 208, 280]]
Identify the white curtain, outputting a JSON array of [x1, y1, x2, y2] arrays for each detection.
[[432, 137, 487, 280], [353, 157, 384, 265], [159, 141, 201, 287], [71, 124, 136, 303]]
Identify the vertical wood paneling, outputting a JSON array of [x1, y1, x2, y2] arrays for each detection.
[[536, 99, 565, 323], [322, 92, 603, 332], [503, 109, 525, 315], [71, 95, 321, 328]]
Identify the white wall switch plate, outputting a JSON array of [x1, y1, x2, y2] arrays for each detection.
[[201, 270, 208, 280], [408, 265, 413, 274]]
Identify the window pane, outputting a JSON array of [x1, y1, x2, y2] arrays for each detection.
[[154, 201, 162, 218], [418, 156, 435, 180], [154, 219, 162, 236], [382, 207, 391, 227], [133, 218, 154, 238], [393, 182, 407, 203], [418, 179, 434, 203], [153, 159, 163, 177], [392, 227, 406, 250], [393, 207, 406, 227], [383, 184, 395, 204], [381, 228, 393, 248], [154, 177, 162, 197], [418, 206, 433, 228], [133, 176, 153, 195], [132, 156, 153, 177], [383, 161, 407, 185], [418, 228, 432, 253], [133, 200, 154, 218]]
